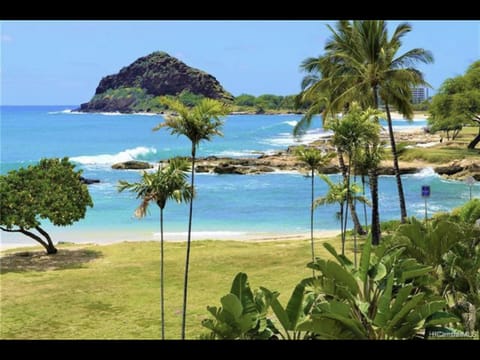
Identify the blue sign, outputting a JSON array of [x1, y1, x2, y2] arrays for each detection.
[[421, 185, 430, 197]]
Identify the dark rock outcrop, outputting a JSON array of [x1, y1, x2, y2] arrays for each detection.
[[112, 161, 153, 170], [78, 51, 233, 113], [80, 176, 100, 185]]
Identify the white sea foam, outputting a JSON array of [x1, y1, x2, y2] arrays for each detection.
[[48, 109, 80, 115], [411, 167, 439, 179], [262, 129, 332, 147], [283, 120, 298, 127], [216, 150, 264, 157], [71, 146, 157, 165]]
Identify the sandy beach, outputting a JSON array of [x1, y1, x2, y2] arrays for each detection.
[[0, 229, 340, 251]]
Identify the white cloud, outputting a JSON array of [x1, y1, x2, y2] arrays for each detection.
[[1, 34, 13, 43]]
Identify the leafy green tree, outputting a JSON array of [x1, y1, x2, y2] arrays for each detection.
[[254, 94, 283, 110], [0, 158, 93, 254], [429, 60, 480, 149], [154, 97, 230, 339], [118, 158, 192, 339], [294, 146, 334, 272], [234, 94, 256, 107]]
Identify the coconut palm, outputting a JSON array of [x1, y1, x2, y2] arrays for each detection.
[[327, 105, 383, 244], [294, 146, 334, 272], [118, 157, 192, 339], [319, 20, 433, 222], [294, 88, 367, 236], [315, 174, 369, 255], [153, 97, 230, 339]]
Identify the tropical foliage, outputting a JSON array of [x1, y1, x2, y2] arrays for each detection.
[[154, 97, 230, 339], [0, 158, 93, 254], [203, 239, 459, 340], [295, 20, 433, 227], [294, 146, 334, 270], [118, 158, 192, 339]]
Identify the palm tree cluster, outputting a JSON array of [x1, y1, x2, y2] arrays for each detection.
[[294, 20, 433, 245]]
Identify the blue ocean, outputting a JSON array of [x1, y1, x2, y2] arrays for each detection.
[[1, 106, 477, 247]]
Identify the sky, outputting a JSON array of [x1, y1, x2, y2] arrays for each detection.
[[1, 20, 479, 105]]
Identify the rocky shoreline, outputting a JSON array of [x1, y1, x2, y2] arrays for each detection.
[[112, 149, 480, 181], [110, 129, 480, 181]]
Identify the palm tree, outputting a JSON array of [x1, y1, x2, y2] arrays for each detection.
[[327, 104, 383, 245], [118, 158, 192, 340], [294, 146, 334, 272], [293, 63, 366, 235], [362, 142, 384, 245], [315, 174, 369, 256], [153, 97, 230, 339], [319, 20, 433, 223]]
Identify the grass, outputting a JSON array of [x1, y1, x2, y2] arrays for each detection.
[[0, 236, 348, 339], [398, 126, 480, 163]]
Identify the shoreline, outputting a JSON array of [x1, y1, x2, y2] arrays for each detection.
[[0, 230, 340, 252]]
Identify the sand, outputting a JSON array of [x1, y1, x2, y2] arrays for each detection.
[[0, 229, 341, 251]]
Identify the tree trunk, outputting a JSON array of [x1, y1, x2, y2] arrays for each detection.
[[361, 174, 368, 231], [340, 204, 345, 255], [0, 226, 57, 254], [310, 168, 316, 277], [181, 144, 196, 340], [338, 150, 366, 235], [160, 208, 165, 340], [368, 168, 381, 246], [467, 126, 480, 149], [35, 226, 57, 254], [342, 156, 352, 257], [385, 103, 408, 223]]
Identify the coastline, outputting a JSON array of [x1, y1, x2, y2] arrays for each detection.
[[0, 229, 339, 251]]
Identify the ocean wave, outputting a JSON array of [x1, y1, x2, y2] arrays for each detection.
[[48, 109, 80, 115], [262, 129, 332, 147], [283, 120, 298, 127], [216, 150, 263, 158], [409, 167, 439, 179], [71, 146, 157, 165]]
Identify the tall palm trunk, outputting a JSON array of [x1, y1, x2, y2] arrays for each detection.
[[160, 208, 165, 340], [181, 144, 196, 340], [385, 103, 408, 223], [310, 168, 316, 276], [338, 150, 366, 235], [342, 157, 352, 256], [361, 174, 368, 230], [339, 203, 345, 254], [368, 167, 381, 245]]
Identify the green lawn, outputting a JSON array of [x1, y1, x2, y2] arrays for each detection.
[[398, 126, 480, 163], [0, 236, 344, 339]]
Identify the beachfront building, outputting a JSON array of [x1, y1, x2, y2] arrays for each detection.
[[411, 86, 429, 104]]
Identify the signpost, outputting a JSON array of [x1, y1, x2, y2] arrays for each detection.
[[465, 176, 475, 200], [421, 185, 430, 222]]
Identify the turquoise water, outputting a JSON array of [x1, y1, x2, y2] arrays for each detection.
[[1, 106, 477, 246]]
